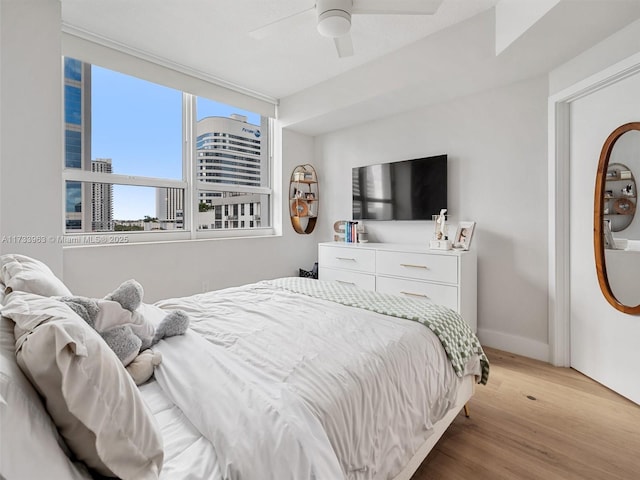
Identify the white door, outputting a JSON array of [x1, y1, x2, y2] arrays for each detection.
[[568, 72, 640, 405]]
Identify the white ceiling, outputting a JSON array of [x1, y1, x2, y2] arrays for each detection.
[[61, 0, 500, 98], [61, 0, 640, 135]]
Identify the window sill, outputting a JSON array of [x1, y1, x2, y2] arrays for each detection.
[[61, 228, 279, 249]]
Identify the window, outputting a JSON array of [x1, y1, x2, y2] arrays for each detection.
[[62, 56, 274, 239], [194, 96, 270, 232]]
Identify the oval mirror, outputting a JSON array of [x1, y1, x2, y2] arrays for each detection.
[[289, 164, 319, 234], [594, 122, 640, 315]]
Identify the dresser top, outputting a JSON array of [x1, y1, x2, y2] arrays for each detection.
[[319, 242, 475, 257]]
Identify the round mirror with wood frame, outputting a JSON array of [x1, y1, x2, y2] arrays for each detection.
[[594, 121, 640, 315]]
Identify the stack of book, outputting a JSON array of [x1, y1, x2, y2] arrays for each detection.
[[344, 221, 359, 243], [333, 220, 359, 243]]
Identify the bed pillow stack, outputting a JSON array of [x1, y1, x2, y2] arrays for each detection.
[[0, 253, 72, 297], [0, 314, 91, 479], [0, 254, 164, 480]]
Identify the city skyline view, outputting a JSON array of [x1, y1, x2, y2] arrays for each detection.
[[90, 64, 262, 221]]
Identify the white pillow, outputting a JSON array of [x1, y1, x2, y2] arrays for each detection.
[[3, 291, 164, 479], [0, 254, 72, 297], [0, 316, 90, 480]]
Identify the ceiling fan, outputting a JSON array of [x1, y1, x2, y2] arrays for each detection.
[[249, 0, 444, 58]]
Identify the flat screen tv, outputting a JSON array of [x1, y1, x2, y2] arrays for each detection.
[[352, 154, 447, 221]]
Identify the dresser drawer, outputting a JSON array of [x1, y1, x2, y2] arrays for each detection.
[[318, 245, 375, 273], [376, 250, 458, 284], [319, 267, 376, 290], [377, 276, 458, 311]]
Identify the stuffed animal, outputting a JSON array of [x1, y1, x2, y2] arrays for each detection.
[[126, 349, 163, 385], [57, 279, 189, 384]]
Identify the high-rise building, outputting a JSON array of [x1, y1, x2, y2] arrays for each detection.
[[156, 187, 184, 230], [91, 159, 114, 231], [64, 59, 117, 233], [196, 114, 268, 229], [63, 57, 92, 231]]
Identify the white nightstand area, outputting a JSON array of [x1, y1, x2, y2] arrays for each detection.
[[318, 242, 477, 332]]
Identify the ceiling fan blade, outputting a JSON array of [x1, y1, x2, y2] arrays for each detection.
[[249, 6, 315, 40], [352, 0, 443, 15], [334, 34, 354, 58]]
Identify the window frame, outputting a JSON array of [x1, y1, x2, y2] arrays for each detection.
[[60, 44, 280, 244]]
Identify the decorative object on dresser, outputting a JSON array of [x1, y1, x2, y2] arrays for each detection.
[[333, 220, 347, 242], [333, 220, 361, 243], [334, 220, 368, 243], [453, 221, 476, 251], [318, 242, 477, 332], [290, 164, 318, 234], [430, 209, 452, 250]]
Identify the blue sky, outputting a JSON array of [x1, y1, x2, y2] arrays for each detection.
[[91, 65, 260, 219]]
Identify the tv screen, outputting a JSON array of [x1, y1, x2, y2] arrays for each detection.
[[352, 155, 447, 221]]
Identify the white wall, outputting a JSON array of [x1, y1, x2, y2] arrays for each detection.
[[63, 128, 319, 302], [569, 71, 640, 404], [549, 18, 640, 95], [0, 0, 64, 275], [315, 76, 550, 360]]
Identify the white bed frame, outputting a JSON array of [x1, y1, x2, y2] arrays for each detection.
[[393, 376, 475, 480]]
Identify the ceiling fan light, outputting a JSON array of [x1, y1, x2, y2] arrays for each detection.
[[317, 10, 351, 37]]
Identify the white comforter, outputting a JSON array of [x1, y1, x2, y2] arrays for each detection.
[[150, 281, 475, 480]]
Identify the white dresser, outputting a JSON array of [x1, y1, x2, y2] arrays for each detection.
[[318, 242, 477, 331]]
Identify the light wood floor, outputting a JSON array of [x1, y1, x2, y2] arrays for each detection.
[[411, 347, 640, 480]]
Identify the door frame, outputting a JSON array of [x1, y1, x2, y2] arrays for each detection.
[[547, 52, 640, 367]]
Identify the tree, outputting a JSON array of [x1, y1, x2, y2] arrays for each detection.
[[199, 202, 212, 212]]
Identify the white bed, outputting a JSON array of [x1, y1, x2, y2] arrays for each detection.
[[0, 254, 488, 480]]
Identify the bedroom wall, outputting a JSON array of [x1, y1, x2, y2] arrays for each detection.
[[0, 0, 64, 276], [549, 18, 640, 95], [315, 76, 550, 361], [63, 128, 320, 302]]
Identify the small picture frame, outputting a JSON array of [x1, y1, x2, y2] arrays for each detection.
[[453, 221, 475, 250]]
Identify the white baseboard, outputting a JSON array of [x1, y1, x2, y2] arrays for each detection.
[[477, 328, 550, 363]]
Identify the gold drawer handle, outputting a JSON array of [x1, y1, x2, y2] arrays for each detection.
[[401, 291, 429, 298], [400, 263, 429, 269], [336, 257, 357, 261]]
